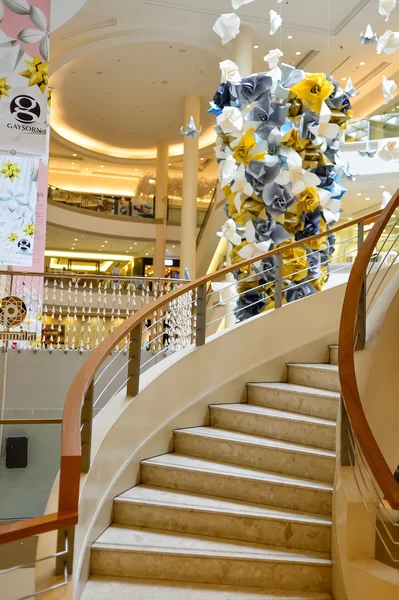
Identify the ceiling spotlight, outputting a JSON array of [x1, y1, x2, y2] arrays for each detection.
[[149, 179, 155, 184], [168, 163, 172, 166], [134, 242, 137, 245], [135, 168, 138, 171], [101, 165, 104, 168], [356, 192, 362, 196], [73, 153, 77, 157], [342, 77, 347, 81], [145, 253, 149, 256], [172, 245, 176, 248], [348, 217, 353, 221], [74, 238, 78, 241], [85, 168, 89, 170], [365, 197, 370, 200], [129, 246, 133, 249], [71, 162, 74, 165], [380, 185, 385, 188], [200, 157, 204, 161], [253, 45, 259, 49], [287, 35, 293, 40], [360, 61, 365, 66], [296, 51, 301, 56]]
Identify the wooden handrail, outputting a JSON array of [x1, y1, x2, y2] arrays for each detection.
[[0, 208, 383, 545], [339, 193, 399, 509]]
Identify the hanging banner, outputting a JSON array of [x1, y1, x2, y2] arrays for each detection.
[[0, 0, 51, 158], [0, 153, 40, 266]]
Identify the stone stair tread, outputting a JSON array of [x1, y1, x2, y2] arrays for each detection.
[[92, 525, 331, 564], [82, 576, 333, 599], [210, 404, 336, 427], [286, 363, 338, 372], [176, 427, 336, 458], [142, 453, 333, 492], [248, 382, 340, 400], [115, 485, 332, 526]]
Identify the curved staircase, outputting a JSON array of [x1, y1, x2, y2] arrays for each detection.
[[82, 346, 339, 599]]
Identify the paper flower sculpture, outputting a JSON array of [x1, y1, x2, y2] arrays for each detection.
[[180, 116, 202, 138], [213, 13, 241, 44], [1, 160, 21, 181], [19, 55, 48, 93], [377, 30, 399, 54], [270, 10, 282, 35], [211, 63, 352, 321], [378, 140, 399, 160], [232, 0, 255, 8], [360, 24, 378, 45], [0, 77, 11, 99], [379, 0, 397, 21], [382, 75, 397, 103]]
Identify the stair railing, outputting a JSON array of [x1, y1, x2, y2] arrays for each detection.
[[0, 207, 385, 594], [339, 191, 399, 567]]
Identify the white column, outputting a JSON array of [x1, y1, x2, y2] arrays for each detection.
[[180, 94, 200, 279], [233, 24, 253, 76], [153, 143, 169, 278]]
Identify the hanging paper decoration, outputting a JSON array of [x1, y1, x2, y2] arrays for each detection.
[[360, 24, 378, 45], [213, 13, 241, 45], [379, 0, 397, 21], [211, 61, 352, 321], [180, 116, 203, 138], [270, 10, 282, 35], [377, 29, 399, 54], [382, 74, 397, 102]]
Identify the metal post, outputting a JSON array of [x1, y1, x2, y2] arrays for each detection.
[[356, 221, 366, 350], [80, 380, 94, 474], [196, 284, 206, 347], [274, 253, 283, 309], [340, 397, 353, 467], [127, 323, 142, 397], [56, 526, 75, 576]]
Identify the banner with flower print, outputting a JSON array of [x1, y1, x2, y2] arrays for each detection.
[[0, 153, 40, 265], [211, 60, 352, 322], [0, 0, 50, 158]]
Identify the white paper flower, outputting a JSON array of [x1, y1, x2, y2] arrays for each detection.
[[264, 48, 284, 69], [217, 219, 242, 246], [219, 155, 237, 185], [381, 190, 393, 208], [377, 30, 399, 54], [378, 140, 399, 160], [318, 189, 341, 225], [379, 0, 397, 21], [270, 10, 282, 35], [232, 0, 255, 9], [219, 59, 241, 84], [382, 75, 397, 103], [275, 166, 321, 196], [217, 106, 244, 134], [238, 238, 272, 260], [309, 102, 340, 141], [213, 13, 241, 45]]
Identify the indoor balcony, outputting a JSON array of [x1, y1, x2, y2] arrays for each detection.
[[1, 198, 399, 599]]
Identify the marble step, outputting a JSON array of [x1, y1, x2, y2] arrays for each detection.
[[174, 426, 335, 483], [247, 383, 339, 421], [209, 405, 336, 451], [329, 346, 338, 366], [82, 577, 333, 600], [114, 485, 332, 552], [287, 364, 340, 393], [91, 525, 332, 592], [141, 454, 333, 515]]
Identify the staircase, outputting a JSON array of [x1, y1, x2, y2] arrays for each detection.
[[82, 346, 340, 600]]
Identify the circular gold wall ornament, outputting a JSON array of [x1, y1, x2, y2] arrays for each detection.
[[0, 296, 27, 328]]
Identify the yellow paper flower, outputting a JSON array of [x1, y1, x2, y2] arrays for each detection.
[[20, 55, 49, 94], [313, 264, 329, 291], [297, 187, 320, 215], [8, 232, 18, 242], [281, 243, 308, 281], [291, 73, 334, 114], [23, 223, 35, 237], [232, 128, 267, 167], [281, 128, 310, 153], [1, 160, 21, 181], [230, 241, 250, 266], [0, 77, 11, 99]]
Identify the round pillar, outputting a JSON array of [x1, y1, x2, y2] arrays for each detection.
[[153, 143, 169, 278]]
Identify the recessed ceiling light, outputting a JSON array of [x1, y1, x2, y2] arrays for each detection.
[[85, 168, 89, 170], [287, 35, 293, 40], [135, 168, 138, 171], [71, 247, 74, 250], [357, 192, 362, 196], [145, 253, 149, 256], [296, 51, 301, 56], [172, 245, 176, 248], [104, 241, 108, 243], [101, 165, 104, 168], [149, 179, 155, 184], [134, 242, 137, 245], [365, 197, 370, 200], [71, 162, 74, 165], [74, 238, 78, 241], [166, 249, 170, 252], [380, 185, 385, 188], [101, 245, 105, 248], [129, 247, 133, 249], [348, 217, 353, 221], [168, 163, 172, 166], [253, 45, 259, 49], [360, 61, 365, 66], [200, 158, 204, 161], [342, 77, 347, 81], [73, 154, 77, 157]]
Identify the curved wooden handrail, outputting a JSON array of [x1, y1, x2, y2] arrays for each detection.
[[339, 192, 399, 510], [0, 208, 383, 544]]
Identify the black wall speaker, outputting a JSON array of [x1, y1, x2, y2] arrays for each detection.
[[5, 436, 28, 469]]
